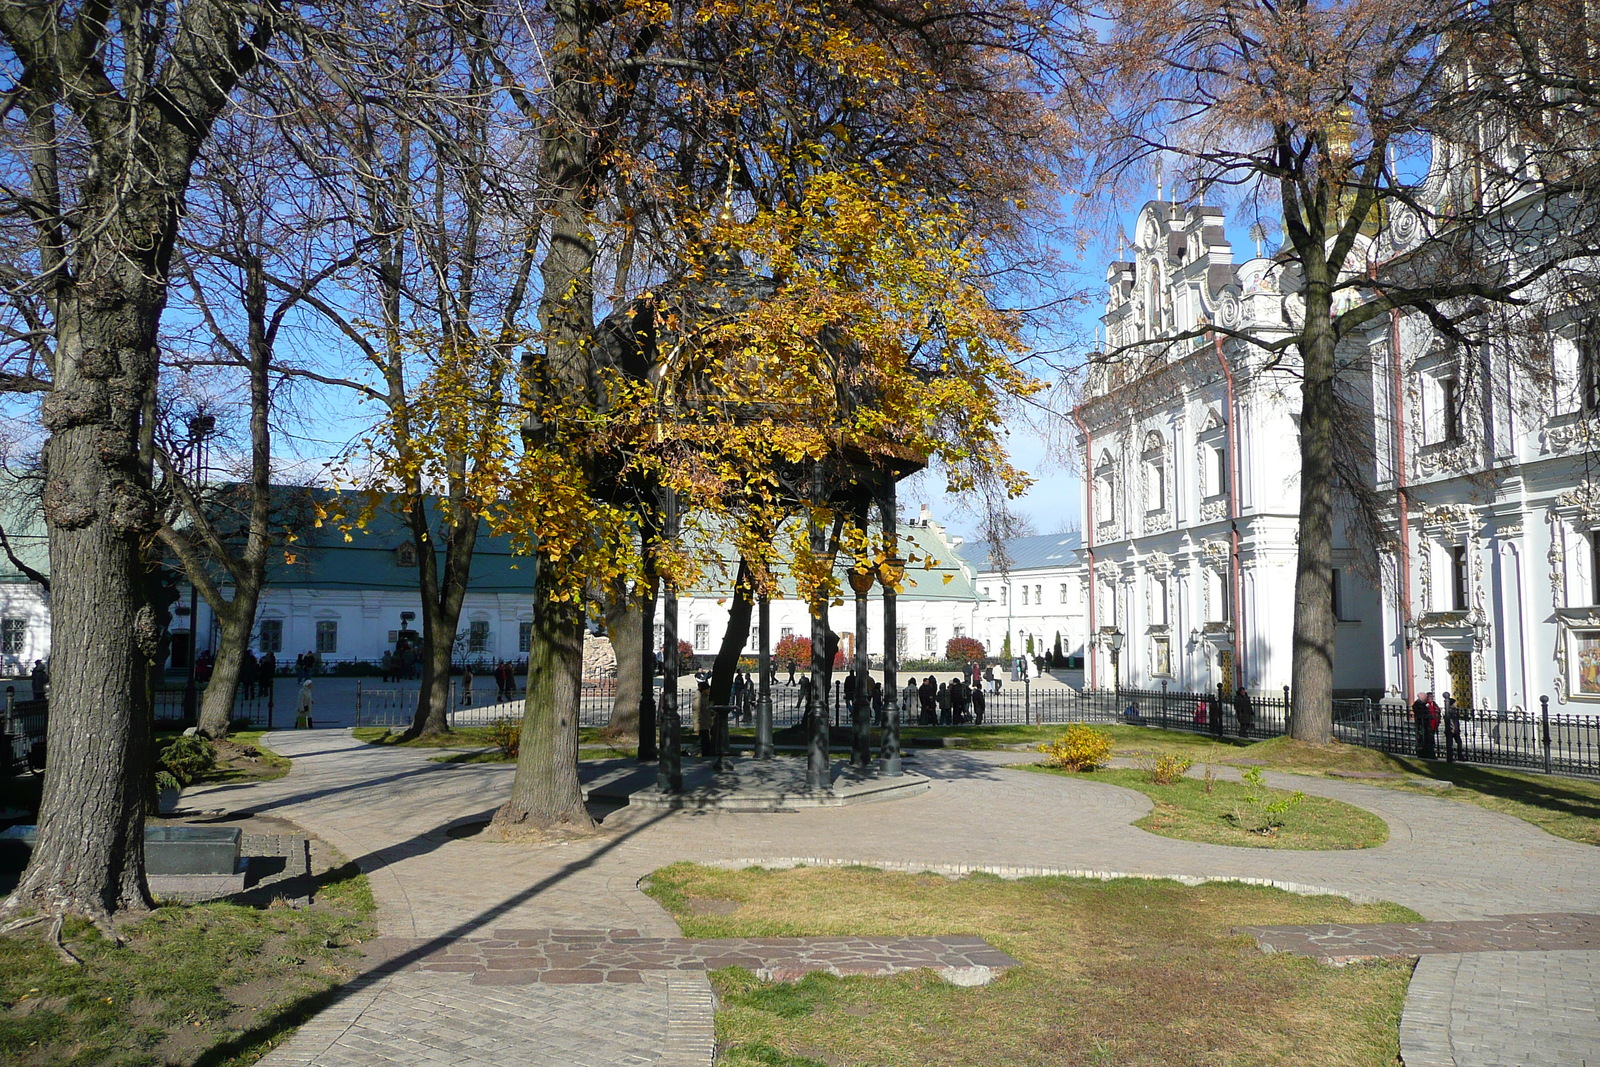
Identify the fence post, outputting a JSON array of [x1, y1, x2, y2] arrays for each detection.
[[1282, 685, 1291, 736], [1541, 695, 1551, 775], [1361, 696, 1371, 748], [1025, 677, 1031, 726], [267, 681, 275, 731], [355, 679, 363, 728]]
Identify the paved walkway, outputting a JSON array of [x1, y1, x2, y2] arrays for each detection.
[[185, 730, 1600, 1066]]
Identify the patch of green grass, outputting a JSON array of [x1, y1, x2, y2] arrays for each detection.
[[1230, 736, 1600, 846], [0, 851, 376, 1066], [643, 863, 1417, 1067], [1019, 765, 1388, 850]]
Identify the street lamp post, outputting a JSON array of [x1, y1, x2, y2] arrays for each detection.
[[1107, 627, 1125, 694]]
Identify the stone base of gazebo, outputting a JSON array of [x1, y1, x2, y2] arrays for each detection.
[[580, 756, 930, 812]]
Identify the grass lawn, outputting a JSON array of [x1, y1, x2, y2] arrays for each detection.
[[728, 722, 1255, 758], [1021, 765, 1389, 850], [0, 852, 375, 1066], [643, 863, 1418, 1067], [1230, 737, 1600, 847]]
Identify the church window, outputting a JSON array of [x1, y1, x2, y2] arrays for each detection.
[[468, 619, 490, 653], [1143, 433, 1166, 511], [1059, 583, 1069, 605], [518, 621, 532, 653], [1022, 586, 1029, 606], [1441, 377, 1461, 443], [1, 618, 24, 654], [315, 619, 338, 654], [258, 618, 283, 654], [694, 622, 710, 651], [1582, 322, 1600, 414], [1034, 584, 1043, 605], [1590, 532, 1600, 606], [395, 542, 418, 567], [924, 627, 939, 652]]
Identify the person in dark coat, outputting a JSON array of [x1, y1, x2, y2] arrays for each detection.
[[241, 648, 259, 699], [936, 682, 952, 725], [918, 676, 937, 724], [950, 677, 969, 723], [871, 680, 884, 726], [1443, 692, 1464, 762], [971, 683, 986, 725], [1233, 687, 1255, 737], [257, 651, 276, 702], [29, 660, 47, 701], [1412, 692, 1438, 758]]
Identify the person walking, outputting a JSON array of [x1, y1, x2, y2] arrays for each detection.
[[951, 677, 969, 724], [971, 682, 986, 725], [871, 680, 884, 726], [462, 664, 474, 707], [294, 679, 314, 728], [1233, 686, 1255, 737], [29, 660, 47, 702], [918, 676, 937, 724]]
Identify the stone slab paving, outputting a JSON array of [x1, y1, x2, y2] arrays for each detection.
[[1242, 911, 1600, 964], [375, 927, 1018, 985], [186, 731, 1600, 1067]]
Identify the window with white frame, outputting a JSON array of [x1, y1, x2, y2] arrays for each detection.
[[315, 619, 338, 654], [1021, 586, 1029, 606], [258, 618, 283, 653], [1000, 586, 1008, 606], [1034, 584, 1042, 605], [953, 625, 965, 639], [468, 619, 490, 653], [1553, 321, 1600, 415], [1209, 570, 1230, 622], [518, 621, 532, 652], [924, 626, 938, 652], [780, 626, 793, 641], [1421, 365, 1466, 445], [896, 627, 907, 656], [1, 617, 24, 654], [1059, 583, 1069, 604], [1153, 576, 1169, 625], [693, 622, 710, 650]]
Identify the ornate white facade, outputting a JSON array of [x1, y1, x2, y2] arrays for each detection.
[[1077, 201, 1386, 696]]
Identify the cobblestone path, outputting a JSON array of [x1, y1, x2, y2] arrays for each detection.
[[183, 731, 1600, 1067]]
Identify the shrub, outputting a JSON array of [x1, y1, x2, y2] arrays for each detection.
[[1037, 724, 1113, 771], [158, 735, 216, 787], [945, 636, 987, 664], [485, 717, 521, 759], [1228, 766, 1306, 834], [1144, 753, 1193, 785]]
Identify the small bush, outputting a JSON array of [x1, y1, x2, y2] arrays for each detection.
[[158, 735, 216, 786], [1037, 724, 1113, 771], [1144, 753, 1193, 785], [1227, 766, 1306, 834], [945, 636, 987, 664], [485, 717, 520, 759]]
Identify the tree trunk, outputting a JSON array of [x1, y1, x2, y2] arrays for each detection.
[[605, 581, 647, 738], [6, 293, 161, 925], [709, 560, 753, 709], [407, 498, 478, 738], [493, 577, 594, 831], [1289, 278, 1338, 744], [197, 603, 256, 738]]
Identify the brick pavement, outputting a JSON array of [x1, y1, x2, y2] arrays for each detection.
[[186, 731, 1600, 1067], [374, 927, 1018, 986]]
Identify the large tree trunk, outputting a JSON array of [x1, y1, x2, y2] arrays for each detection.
[[1289, 275, 1338, 744], [493, 579, 593, 831], [408, 499, 479, 738], [709, 560, 753, 709], [493, 0, 603, 830], [8, 290, 163, 925]]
